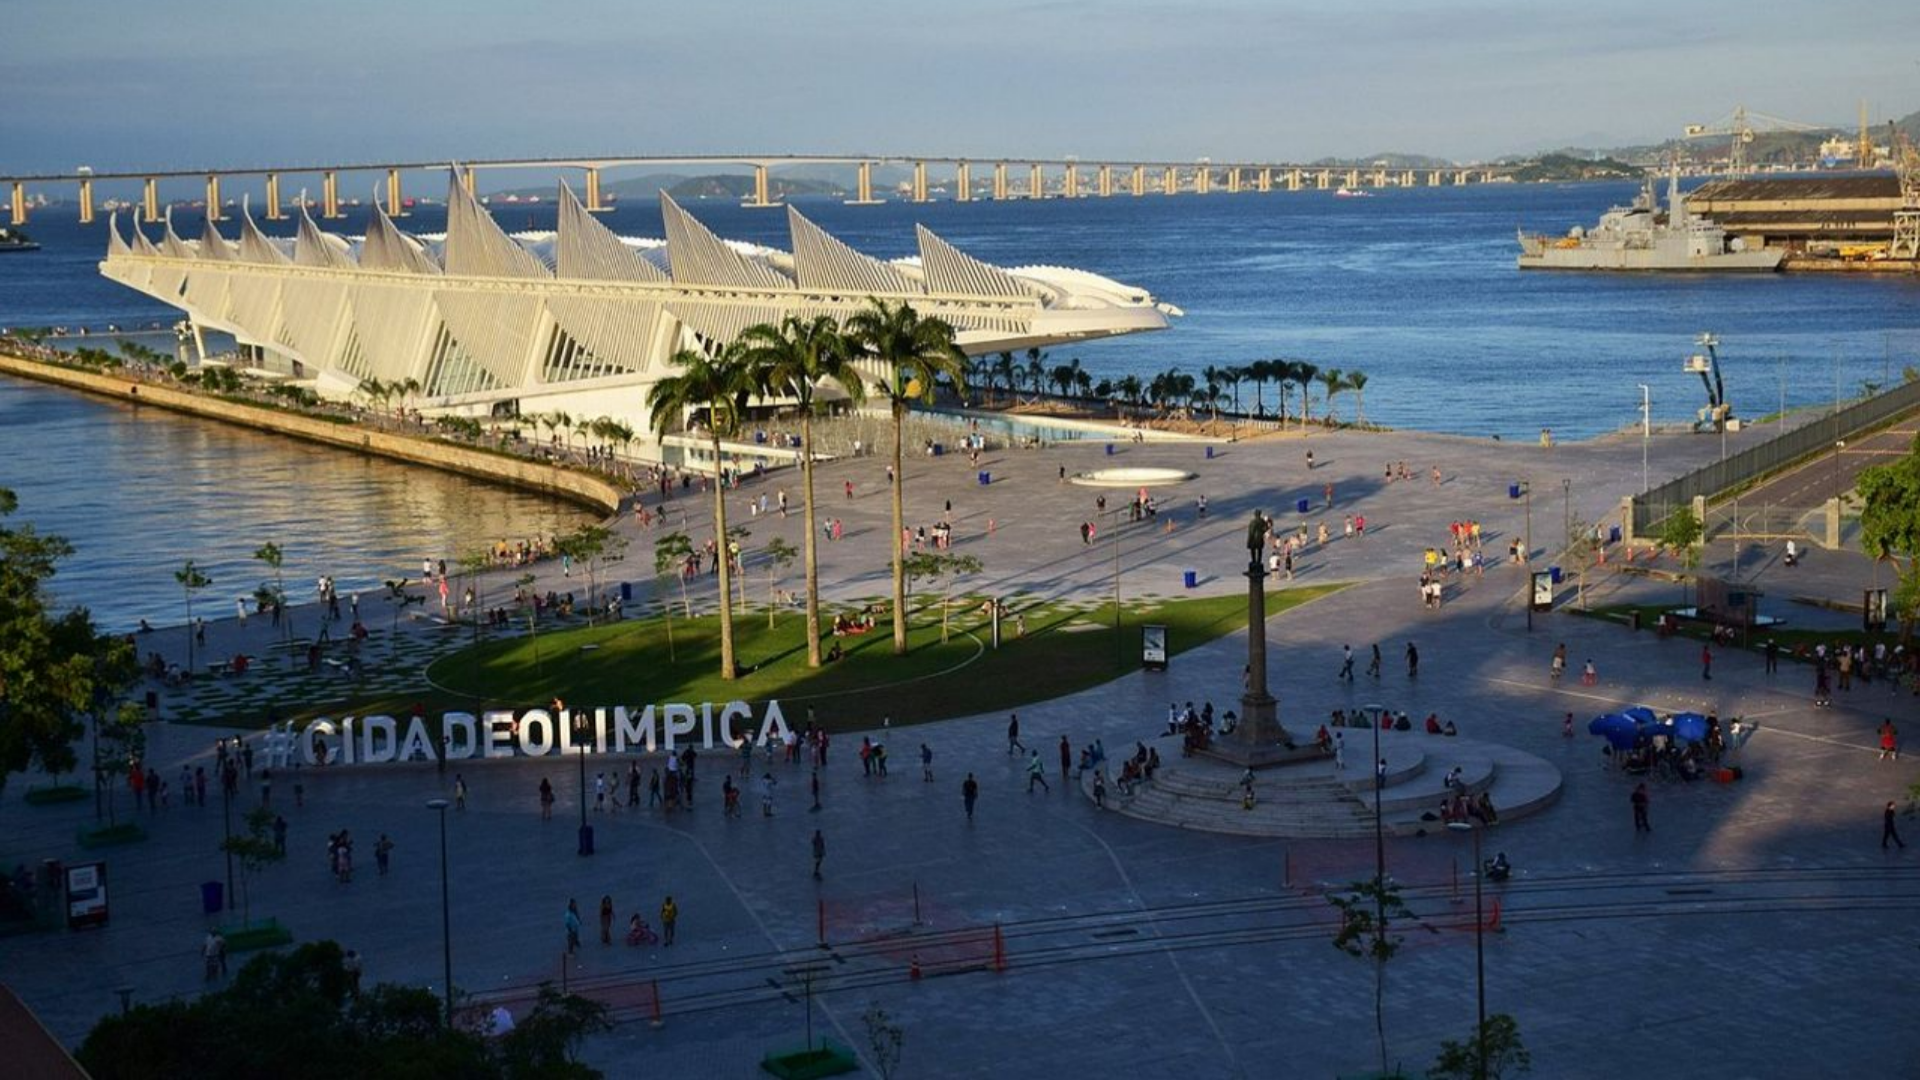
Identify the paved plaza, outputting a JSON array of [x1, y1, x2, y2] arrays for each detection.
[[4, 417, 1917, 1079]]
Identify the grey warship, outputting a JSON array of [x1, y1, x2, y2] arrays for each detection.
[[1517, 166, 1783, 272]]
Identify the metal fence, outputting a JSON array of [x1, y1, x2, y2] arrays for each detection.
[[1630, 377, 1920, 536]]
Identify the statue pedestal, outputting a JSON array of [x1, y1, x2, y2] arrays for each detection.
[[1195, 551, 1322, 770]]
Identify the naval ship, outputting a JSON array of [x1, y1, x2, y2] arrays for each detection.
[[1516, 167, 1783, 272]]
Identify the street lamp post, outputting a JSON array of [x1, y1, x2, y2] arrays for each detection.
[[427, 797, 453, 1028], [1637, 385, 1651, 495], [574, 714, 594, 857], [1448, 820, 1487, 1079], [221, 763, 235, 912], [1364, 704, 1386, 886]]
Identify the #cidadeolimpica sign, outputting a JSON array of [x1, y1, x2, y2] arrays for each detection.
[[261, 702, 794, 768]]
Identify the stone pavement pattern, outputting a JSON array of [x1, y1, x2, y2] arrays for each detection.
[[3, 421, 1917, 1079]]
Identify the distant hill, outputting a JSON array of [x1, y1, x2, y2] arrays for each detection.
[[1311, 152, 1455, 169], [490, 172, 844, 202], [1507, 153, 1642, 182]]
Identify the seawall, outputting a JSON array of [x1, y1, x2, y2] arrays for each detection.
[[0, 352, 624, 517]]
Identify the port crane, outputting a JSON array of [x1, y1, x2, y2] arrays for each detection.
[[1683, 105, 1824, 178], [1685, 333, 1732, 432], [1890, 121, 1920, 261]]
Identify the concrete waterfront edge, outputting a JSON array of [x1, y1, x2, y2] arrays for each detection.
[[0, 351, 623, 517]]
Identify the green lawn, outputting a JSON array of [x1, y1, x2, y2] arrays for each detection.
[[403, 584, 1347, 730], [1574, 601, 1906, 656]]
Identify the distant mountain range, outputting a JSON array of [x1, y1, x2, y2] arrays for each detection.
[[492, 173, 844, 202]]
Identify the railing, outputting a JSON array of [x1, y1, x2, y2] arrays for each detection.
[[1630, 378, 1920, 535]]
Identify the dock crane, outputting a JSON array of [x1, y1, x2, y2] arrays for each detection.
[[1685, 333, 1732, 432], [1683, 105, 1824, 178], [1890, 121, 1920, 261]]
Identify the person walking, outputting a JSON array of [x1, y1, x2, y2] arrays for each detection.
[[598, 896, 614, 945], [962, 773, 979, 820], [1366, 643, 1382, 680], [1884, 801, 1906, 850], [923, 743, 936, 783], [1551, 643, 1567, 681], [564, 900, 582, 955], [272, 814, 288, 855], [374, 834, 393, 875], [1631, 783, 1651, 833], [1701, 643, 1713, 681], [810, 769, 822, 812], [660, 896, 678, 946], [1058, 736, 1072, 783], [1333, 731, 1346, 770], [1764, 639, 1779, 674], [454, 774, 468, 810], [1026, 751, 1051, 793], [1879, 720, 1900, 761], [1007, 714, 1025, 756], [811, 829, 826, 880], [1405, 641, 1419, 678], [1338, 645, 1355, 681], [760, 772, 778, 817]]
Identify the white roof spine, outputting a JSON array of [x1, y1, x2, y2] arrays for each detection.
[[237, 202, 290, 265], [914, 225, 1031, 298], [197, 216, 235, 262], [161, 210, 197, 261], [360, 199, 442, 275], [293, 205, 353, 269], [443, 173, 549, 279], [554, 182, 666, 282], [106, 212, 130, 257], [787, 207, 921, 296], [658, 192, 791, 290], [130, 218, 160, 257]]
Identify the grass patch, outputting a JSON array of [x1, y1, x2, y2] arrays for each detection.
[[221, 919, 294, 952], [760, 1040, 860, 1079], [269, 584, 1345, 732], [23, 784, 88, 806], [76, 822, 148, 849], [1574, 602, 1904, 657]]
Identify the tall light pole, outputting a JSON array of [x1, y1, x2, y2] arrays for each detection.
[[427, 797, 454, 1028], [1637, 385, 1651, 494], [1364, 704, 1386, 889], [574, 713, 593, 857], [1447, 820, 1487, 1080], [221, 761, 235, 912]]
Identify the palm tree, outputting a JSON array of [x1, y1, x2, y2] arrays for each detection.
[[847, 298, 968, 656], [1022, 347, 1047, 401], [647, 345, 751, 679], [1347, 370, 1370, 424], [739, 314, 866, 668], [992, 352, 1016, 404], [1245, 360, 1270, 419], [1116, 374, 1143, 410], [1318, 367, 1345, 425], [1050, 363, 1076, 399], [1073, 369, 1093, 398], [1292, 361, 1319, 427], [1201, 365, 1225, 426], [1223, 365, 1247, 419]]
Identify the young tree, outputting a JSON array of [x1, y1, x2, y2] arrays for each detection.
[[863, 1004, 906, 1080], [175, 560, 212, 675], [555, 524, 625, 627], [1658, 505, 1704, 570], [221, 805, 285, 927], [901, 551, 984, 643], [1427, 1014, 1532, 1080], [253, 541, 290, 665], [496, 983, 613, 1076], [846, 299, 969, 657], [652, 532, 694, 664], [93, 703, 146, 827], [1331, 875, 1413, 1077], [1292, 361, 1319, 427], [1318, 367, 1345, 425], [739, 314, 868, 667], [457, 549, 490, 644], [647, 345, 751, 679], [763, 537, 798, 629]]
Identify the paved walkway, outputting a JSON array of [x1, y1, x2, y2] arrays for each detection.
[[3, 421, 1915, 1079]]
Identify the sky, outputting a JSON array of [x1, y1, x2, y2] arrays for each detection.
[[4, 0, 1917, 175]]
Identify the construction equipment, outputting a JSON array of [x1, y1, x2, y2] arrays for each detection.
[[1685, 333, 1732, 432], [1684, 105, 1824, 178], [1890, 121, 1920, 261]]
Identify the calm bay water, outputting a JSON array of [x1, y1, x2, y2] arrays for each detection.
[[2, 179, 1918, 623]]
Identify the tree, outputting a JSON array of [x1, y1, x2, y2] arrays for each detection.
[[1348, 370, 1370, 424], [253, 541, 291, 666], [739, 314, 868, 667], [1318, 367, 1345, 425], [496, 983, 614, 1078], [901, 551, 983, 643], [221, 805, 285, 927], [653, 532, 693, 664], [847, 299, 969, 657], [1858, 436, 1920, 642], [991, 352, 1016, 404], [647, 345, 750, 679], [863, 1004, 906, 1080], [1657, 506, 1703, 569], [554, 524, 625, 627], [93, 703, 145, 826], [1427, 1014, 1532, 1080], [1331, 875, 1413, 1077], [1022, 347, 1046, 400], [1116, 374, 1143, 409], [762, 537, 798, 629], [175, 560, 211, 675], [457, 549, 491, 644], [1293, 361, 1319, 426], [1223, 364, 1247, 420]]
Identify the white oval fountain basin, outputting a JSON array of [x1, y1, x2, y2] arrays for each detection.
[[1069, 467, 1196, 488]]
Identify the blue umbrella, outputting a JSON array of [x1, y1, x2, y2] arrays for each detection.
[[1622, 706, 1659, 727], [1668, 712, 1710, 744], [1588, 713, 1640, 751]]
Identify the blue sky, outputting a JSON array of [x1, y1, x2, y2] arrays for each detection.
[[5, 0, 1916, 172]]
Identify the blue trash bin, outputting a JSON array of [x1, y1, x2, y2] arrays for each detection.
[[1608, 525, 1622, 544], [1182, 570, 1198, 589], [1508, 483, 1522, 499], [1550, 566, 1563, 584], [201, 881, 223, 915], [977, 471, 991, 486], [1106, 444, 1116, 455], [1296, 497, 1310, 514], [932, 444, 944, 456], [1205, 446, 1215, 460]]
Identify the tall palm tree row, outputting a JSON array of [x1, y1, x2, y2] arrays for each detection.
[[1317, 367, 1345, 425], [1292, 361, 1319, 427], [1346, 370, 1369, 424], [646, 345, 752, 679], [738, 314, 867, 669], [847, 298, 969, 656]]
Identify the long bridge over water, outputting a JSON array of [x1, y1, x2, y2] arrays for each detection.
[[3, 153, 1515, 227]]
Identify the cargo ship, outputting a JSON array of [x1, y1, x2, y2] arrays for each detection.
[[1517, 166, 1783, 272]]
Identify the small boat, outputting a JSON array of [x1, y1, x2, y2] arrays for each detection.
[[1334, 187, 1372, 199], [0, 226, 41, 253]]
